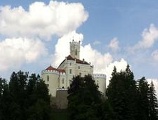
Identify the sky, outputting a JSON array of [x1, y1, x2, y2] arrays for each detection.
[[0, 0, 158, 96]]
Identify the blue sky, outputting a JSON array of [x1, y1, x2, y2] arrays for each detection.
[[0, 0, 158, 86]]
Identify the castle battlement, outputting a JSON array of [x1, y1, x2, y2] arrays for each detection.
[[93, 74, 106, 78]]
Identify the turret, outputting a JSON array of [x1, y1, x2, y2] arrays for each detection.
[[70, 40, 80, 59]]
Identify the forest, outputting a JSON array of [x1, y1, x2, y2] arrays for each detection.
[[0, 65, 157, 120]]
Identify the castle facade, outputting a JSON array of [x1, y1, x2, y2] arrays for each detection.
[[41, 41, 106, 97]]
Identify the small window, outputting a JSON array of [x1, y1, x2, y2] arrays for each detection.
[[70, 63, 71, 66], [78, 66, 80, 69], [75, 49, 77, 55], [47, 75, 49, 82], [70, 69, 72, 74], [62, 78, 64, 84]]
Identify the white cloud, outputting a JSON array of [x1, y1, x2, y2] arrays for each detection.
[[105, 59, 128, 86], [147, 79, 158, 99], [0, 1, 88, 71], [130, 24, 158, 52], [108, 37, 120, 52], [52, 31, 113, 73], [0, 37, 47, 71], [0, 1, 88, 39], [151, 50, 158, 61], [80, 44, 113, 73]]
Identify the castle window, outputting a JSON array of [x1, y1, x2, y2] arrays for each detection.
[[70, 69, 72, 74], [75, 49, 77, 55], [78, 66, 80, 69], [47, 75, 49, 82], [62, 78, 64, 84], [70, 63, 71, 66]]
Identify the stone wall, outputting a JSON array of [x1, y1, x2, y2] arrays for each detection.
[[56, 89, 68, 109]]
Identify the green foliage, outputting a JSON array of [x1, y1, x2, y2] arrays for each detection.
[[148, 81, 158, 120], [136, 77, 150, 120], [0, 71, 51, 120], [51, 109, 68, 120], [107, 65, 137, 120], [107, 66, 158, 120], [68, 75, 102, 120], [0, 68, 157, 120], [0, 78, 13, 120]]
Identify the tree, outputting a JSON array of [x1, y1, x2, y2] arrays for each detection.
[[8, 71, 51, 120], [9, 71, 28, 120], [68, 75, 102, 120], [136, 77, 150, 120], [26, 74, 51, 120], [0, 78, 10, 120], [148, 81, 158, 120], [106, 65, 137, 120]]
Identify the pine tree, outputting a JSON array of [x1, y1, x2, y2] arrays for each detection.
[[148, 81, 158, 120], [9, 71, 28, 120], [26, 74, 51, 120], [106, 65, 137, 120], [136, 77, 150, 120], [0, 78, 9, 120]]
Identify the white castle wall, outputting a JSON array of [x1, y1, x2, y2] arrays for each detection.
[[41, 41, 106, 98], [41, 70, 66, 97], [93, 74, 106, 96]]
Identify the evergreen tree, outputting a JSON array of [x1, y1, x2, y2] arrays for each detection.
[[148, 81, 158, 120], [106, 65, 137, 120], [136, 77, 150, 120], [7, 71, 51, 120], [26, 74, 51, 120], [9, 71, 28, 120], [68, 75, 102, 120], [0, 78, 8, 120]]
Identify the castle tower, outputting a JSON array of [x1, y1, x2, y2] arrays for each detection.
[[70, 40, 80, 59]]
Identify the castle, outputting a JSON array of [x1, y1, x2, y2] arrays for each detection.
[[41, 40, 106, 98]]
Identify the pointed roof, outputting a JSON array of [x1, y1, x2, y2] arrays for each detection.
[[46, 65, 56, 71], [67, 55, 74, 60], [45, 65, 65, 73], [66, 55, 89, 65]]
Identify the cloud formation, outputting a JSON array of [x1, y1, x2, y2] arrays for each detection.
[[108, 37, 120, 52], [0, 1, 88, 72], [80, 44, 113, 73], [105, 59, 128, 86], [0, 1, 88, 39], [52, 31, 113, 74], [130, 24, 158, 52], [0, 38, 47, 71], [53, 31, 83, 66]]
